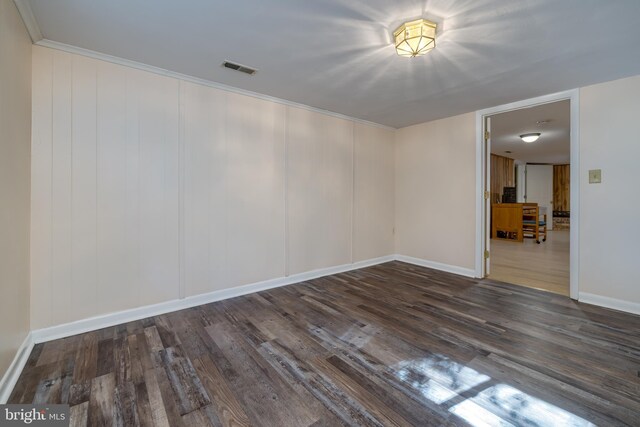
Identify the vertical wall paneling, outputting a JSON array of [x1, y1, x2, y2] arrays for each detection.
[[225, 93, 286, 286], [353, 124, 395, 262], [137, 72, 180, 306], [50, 50, 73, 325], [31, 47, 53, 329], [96, 61, 128, 314], [490, 154, 515, 204], [287, 107, 354, 275], [284, 107, 290, 277], [70, 53, 98, 322], [31, 46, 395, 329], [553, 164, 570, 211], [178, 81, 186, 299], [124, 68, 141, 310], [182, 82, 227, 297], [0, 0, 32, 381]]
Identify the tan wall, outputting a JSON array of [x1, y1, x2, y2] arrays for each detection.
[[579, 75, 640, 304], [395, 113, 476, 271], [395, 75, 640, 307], [30, 46, 396, 329], [353, 123, 395, 262], [0, 0, 32, 379]]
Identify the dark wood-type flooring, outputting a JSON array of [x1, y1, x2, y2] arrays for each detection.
[[9, 261, 640, 426]]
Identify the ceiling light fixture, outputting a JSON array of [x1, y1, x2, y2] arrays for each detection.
[[393, 19, 436, 57], [520, 133, 541, 143]]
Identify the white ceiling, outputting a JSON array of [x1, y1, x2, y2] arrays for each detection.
[[24, 0, 640, 128], [490, 100, 570, 164]]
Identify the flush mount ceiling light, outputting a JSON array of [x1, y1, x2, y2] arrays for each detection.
[[520, 133, 541, 143], [393, 19, 436, 57]]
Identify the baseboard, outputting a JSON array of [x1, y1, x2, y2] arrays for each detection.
[[579, 292, 640, 316], [30, 253, 477, 344], [395, 254, 477, 278], [31, 255, 396, 344], [0, 332, 34, 403]]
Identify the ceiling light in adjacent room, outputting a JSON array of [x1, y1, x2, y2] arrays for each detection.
[[393, 19, 436, 57], [520, 133, 541, 143]]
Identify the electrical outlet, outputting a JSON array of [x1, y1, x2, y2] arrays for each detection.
[[589, 169, 602, 184]]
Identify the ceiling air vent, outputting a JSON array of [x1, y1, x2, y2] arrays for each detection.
[[222, 60, 257, 75]]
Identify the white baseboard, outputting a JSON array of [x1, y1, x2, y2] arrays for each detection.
[[31, 255, 396, 344], [0, 332, 34, 403], [29, 253, 478, 343], [395, 255, 477, 278], [5, 254, 480, 401], [579, 292, 640, 316]]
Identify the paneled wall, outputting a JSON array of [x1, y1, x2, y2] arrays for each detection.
[[31, 46, 395, 329], [553, 164, 570, 211], [490, 154, 515, 203], [353, 124, 395, 262], [286, 108, 353, 274], [0, 0, 31, 381], [395, 113, 477, 272]]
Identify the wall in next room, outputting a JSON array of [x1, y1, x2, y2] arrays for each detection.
[[490, 154, 515, 204], [0, 0, 32, 379], [30, 45, 396, 330]]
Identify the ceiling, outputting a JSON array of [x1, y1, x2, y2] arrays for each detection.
[[23, 0, 640, 128], [490, 100, 570, 164]]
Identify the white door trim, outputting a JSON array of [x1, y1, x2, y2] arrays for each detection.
[[475, 89, 580, 300]]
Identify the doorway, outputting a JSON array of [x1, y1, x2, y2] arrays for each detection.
[[475, 91, 579, 299]]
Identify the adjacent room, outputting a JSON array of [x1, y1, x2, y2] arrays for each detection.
[[488, 100, 571, 296], [1, 1, 640, 426]]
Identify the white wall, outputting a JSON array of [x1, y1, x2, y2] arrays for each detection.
[[354, 123, 395, 262], [525, 164, 554, 230], [393, 76, 640, 308], [395, 113, 476, 271], [30, 46, 396, 329], [0, 0, 31, 378], [579, 75, 640, 305]]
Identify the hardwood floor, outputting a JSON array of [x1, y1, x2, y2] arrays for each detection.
[[9, 261, 640, 426], [489, 230, 570, 296]]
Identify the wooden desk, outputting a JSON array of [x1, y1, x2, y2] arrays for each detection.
[[492, 203, 523, 242]]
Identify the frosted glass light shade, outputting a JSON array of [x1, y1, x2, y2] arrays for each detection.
[[520, 133, 541, 143], [394, 19, 437, 58]]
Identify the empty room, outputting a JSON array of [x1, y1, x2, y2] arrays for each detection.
[[1, 1, 639, 426]]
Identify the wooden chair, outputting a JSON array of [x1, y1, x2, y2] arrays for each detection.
[[522, 203, 547, 244]]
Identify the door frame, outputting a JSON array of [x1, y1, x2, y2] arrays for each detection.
[[474, 89, 580, 299]]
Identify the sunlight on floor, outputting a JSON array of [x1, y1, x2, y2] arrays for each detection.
[[450, 383, 594, 427], [394, 355, 594, 426], [395, 355, 490, 404]]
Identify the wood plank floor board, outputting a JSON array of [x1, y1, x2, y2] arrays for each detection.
[[489, 230, 570, 295], [8, 261, 640, 426]]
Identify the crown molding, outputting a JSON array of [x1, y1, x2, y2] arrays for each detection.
[[34, 39, 396, 131], [13, 0, 42, 42]]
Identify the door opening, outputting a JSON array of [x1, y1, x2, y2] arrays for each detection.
[[476, 91, 579, 299]]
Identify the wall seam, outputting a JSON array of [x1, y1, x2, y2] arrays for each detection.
[[284, 107, 290, 277], [178, 80, 186, 299]]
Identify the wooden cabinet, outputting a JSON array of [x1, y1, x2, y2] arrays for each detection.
[[492, 203, 547, 243], [492, 203, 523, 242]]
